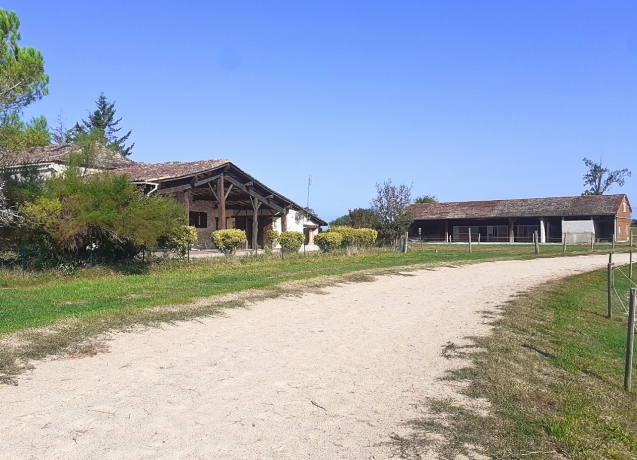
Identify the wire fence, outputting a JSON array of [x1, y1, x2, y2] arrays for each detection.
[[607, 251, 637, 392]]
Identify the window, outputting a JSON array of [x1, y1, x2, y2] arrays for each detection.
[[189, 211, 207, 228], [623, 202, 627, 213]]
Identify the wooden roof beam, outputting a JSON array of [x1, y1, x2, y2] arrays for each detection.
[[194, 173, 222, 187], [223, 175, 285, 214], [156, 183, 193, 195]]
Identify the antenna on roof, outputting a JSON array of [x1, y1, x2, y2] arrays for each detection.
[[307, 175, 312, 216]]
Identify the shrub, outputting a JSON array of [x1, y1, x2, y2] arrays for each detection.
[[354, 228, 378, 247], [327, 226, 377, 247], [265, 229, 280, 247], [279, 231, 304, 252], [314, 232, 342, 252], [159, 225, 198, 256], [20, 168, 185, 260], [212, 229, 246, 254]]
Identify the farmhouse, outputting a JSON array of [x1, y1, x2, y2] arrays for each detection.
[[407, 194, 632, 244], [3, 144, 327, 249]]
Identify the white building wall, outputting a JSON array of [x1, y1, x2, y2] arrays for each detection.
[[563, 220, 595, 244]]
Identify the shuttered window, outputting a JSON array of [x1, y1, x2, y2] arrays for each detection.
[[189, 211, 208, 228]]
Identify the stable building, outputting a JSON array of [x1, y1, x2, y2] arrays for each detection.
[[407, 194, 632, 243]]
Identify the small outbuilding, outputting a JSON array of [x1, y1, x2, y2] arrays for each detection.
[[407, 194, 632, 243]]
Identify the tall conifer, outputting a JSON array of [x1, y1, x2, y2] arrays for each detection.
[[73, 93, 134, 156]]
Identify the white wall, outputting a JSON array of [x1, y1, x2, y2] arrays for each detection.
[[563, 220, 595, 244]]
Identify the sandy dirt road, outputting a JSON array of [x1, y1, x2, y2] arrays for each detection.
[[0, 254, 628, 459]]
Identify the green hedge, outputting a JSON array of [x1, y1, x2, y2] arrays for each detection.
[[327, 226, 378, 247], [212, 229, 246, 254], [279, 231, 304, 252], [314, 232, 343, 252]]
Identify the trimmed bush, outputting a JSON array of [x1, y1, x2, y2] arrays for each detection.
[[327, 226, 378, 247], [265, 229, 280, 247], [212, 229, 246, 254], [314, 232, 343, 252], [354, 228, 378, 247], [279, 231, 304, 252]]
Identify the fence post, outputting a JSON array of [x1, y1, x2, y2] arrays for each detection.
[[625, 288, 636, 392], [591, 233, 594, 251], [631, 245, 634, 280], [468, 228, 472, 253], [534, 230, 539, 255], [562, 233, 566, 254], [403, 232, 409, 253], [608, 257, 614, 319]]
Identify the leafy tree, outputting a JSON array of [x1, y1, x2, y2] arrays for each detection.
[[21, 161, 185, 258], [414, 195, 438, 204], [348, 207, 380, 229], [329, 214, 352, 226], [0, 9, 48, 116], [0, 8, 49, 161], [371, 179, 414, 241], [0, 112, 49, 151], [72, 93, 134, 156], [582, 157, 631, 196]]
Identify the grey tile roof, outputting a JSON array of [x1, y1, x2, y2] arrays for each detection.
[[407, 195, 628, 220]]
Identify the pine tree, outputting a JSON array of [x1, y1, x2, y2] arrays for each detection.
[[72, 93, 134, 156]]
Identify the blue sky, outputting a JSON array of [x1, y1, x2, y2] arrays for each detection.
[[7, 1, 637, 222]]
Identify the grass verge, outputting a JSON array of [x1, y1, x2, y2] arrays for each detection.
[[392, 264, 637, 459]]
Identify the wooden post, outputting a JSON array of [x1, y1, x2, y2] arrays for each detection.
[[403, 231, 409, 253], [184, 190, 191, 218], [468, 228, 472, 253], [631, 245, 634, 279], [591, 233, 594, 251], [251, 197, 261, 256], [534, 231, 539, 255], [478, 233, 481, 244], [608, 259, 614, 319], [625, 288, 636, 392], [562, 233, 566, 254], [217, 175, 226, 230]]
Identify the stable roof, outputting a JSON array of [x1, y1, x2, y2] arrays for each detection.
[[116, 159, 328, 226], [407, 195, 629, 220]]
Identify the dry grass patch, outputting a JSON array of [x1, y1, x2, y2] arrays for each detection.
[[392, 267, 637, 459]]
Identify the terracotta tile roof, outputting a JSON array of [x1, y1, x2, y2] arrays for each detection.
[[115, 159, 230, 182], [2, 143, 134, 169], [407, 195, 628, 220]]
